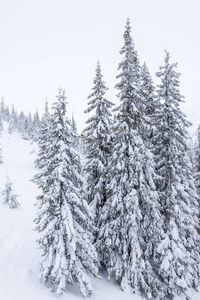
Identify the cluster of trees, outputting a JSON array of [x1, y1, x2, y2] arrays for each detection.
[[0, 19, 200, 300], [0, 98, 41, 141], [32, 19, 200, 300]]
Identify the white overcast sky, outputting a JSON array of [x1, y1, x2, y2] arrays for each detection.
[[0, 0, 200, 131]]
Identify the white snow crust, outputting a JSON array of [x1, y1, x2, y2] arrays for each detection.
[[0, 123, 199, 300]]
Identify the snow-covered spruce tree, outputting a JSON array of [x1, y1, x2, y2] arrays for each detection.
[[26, 112, 34, 140], [194, 124, 200, 196], [32, 110, 40, 141], [2, 177, 20, 209], [96, 19, 164, 299], [8, 104, 18, 134], [0, 112, 3, 134], [154, 50, 200, 299], [83, 61, 114, 236], [17, 111, 26, 137], [0, 97, 5, 118], [0, 98, 9, 122], [34, 100, 51, 172], [140, 62, 158, 146], [33, 88, 98, 296], [71, 112, 77, 133], [71, 112, 80, 150]]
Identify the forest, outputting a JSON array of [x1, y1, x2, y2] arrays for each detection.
[[0, 19, 200, 300]]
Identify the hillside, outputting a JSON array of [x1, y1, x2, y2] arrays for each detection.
[[0, 124, 143, 300]]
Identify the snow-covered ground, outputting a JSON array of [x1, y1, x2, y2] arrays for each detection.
[[0, 123, 199, 300], [0, 124, 140, 300]]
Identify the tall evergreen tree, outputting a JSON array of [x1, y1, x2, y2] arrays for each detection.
[[83, 61, 114, 236], [0, 97, 6, 121], [71, 112, 80, 150], [0, 113, 3, 134], [32, 109, 40, 141], [154, 50, 200, 299], [26, 111, 34, 139], [71, 112, 77, 133], [96, 20, 164, 299], [34, 101, 50, 172], [33, 88, 98, 296], [17, 111, 26, 137], [8, 104, 18, 134], [194, 124, 200, 196], [140, 62, 158, 145]]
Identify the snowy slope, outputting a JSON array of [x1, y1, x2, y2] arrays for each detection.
[[0, 124, 140, 300], [0, 124, 199, 300]]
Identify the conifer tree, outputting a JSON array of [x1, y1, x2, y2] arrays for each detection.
[[26, 112, 34, 139], [0, 97, 6, 121], [0, 97, 4, 117], [0, 112, 3, 134], [4, 105, 10, 122], [34, 101, 51, 172], [194, 124, 200, 196], [71, 112, 77, 133], [83, 61, 114, 235], [32, 110, 40, 141], [8, 104, 18, 134], [17, 111, 26, 137], [140, 62, 158, 145], [154, 50, 200, 299], [2, 177, 20, 209], [96, 20, 164, 299], [71, 112, 80, 150], [33, 88, 98, 296]]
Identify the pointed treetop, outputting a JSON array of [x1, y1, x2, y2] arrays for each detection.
[[57, 86, 66, 97], [124, 18, 132, 41], [125, 17, 131, 29], [44, 98, 49, 114], [142, 61, 147, 69], [164, 49, 170, 64], [72, 111, 77, 133], [95, 60, 103, 78]]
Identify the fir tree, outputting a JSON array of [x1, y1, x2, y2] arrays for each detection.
[[0, 112, 3, 134], [154, 50, 200, 299], [8, 104, 18, 134], [194, 124, 200, 196], [26, 112, 34, 139], [32, 109, 40, 141], [71, 112, 77, 133], [2, 177, 20, 209], [17, 111, 26, 137], [83, 61, 114, 235], [4, 105, 10, 122], [34, 101, 51, 171], [33, 88, 98, 296], [96, 19, 164, 299], [0, 97, 6, 121], [0, 97, 4, 115], [140, 62, 158, 145], [71, 112, 80, 150]]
